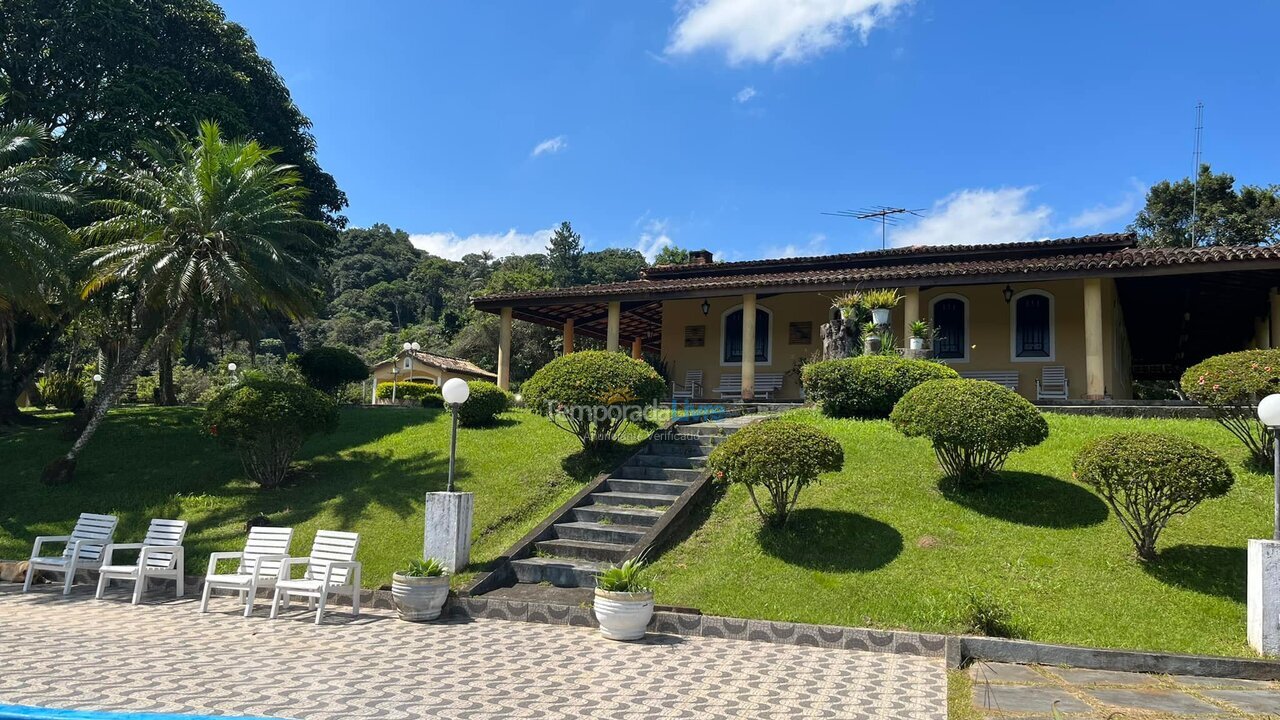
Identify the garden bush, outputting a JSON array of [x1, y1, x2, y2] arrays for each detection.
[[520, 350, 666, 451], [376, 380, 438, 403], [1180, 349, 1280, 464], [456, 380, 511, 427], [135, 374, 159, 403], [203, 379, 339, 488], [891, 379, 1049, 483], [1073, 432, 1234, 561], [801, 355, 959, 418], [295, 346, 369, 396], [37, 372, 85, 410], [706, 419, 844, 526]]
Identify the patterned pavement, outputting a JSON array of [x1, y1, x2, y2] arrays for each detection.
[[0, 587, 946, 719]]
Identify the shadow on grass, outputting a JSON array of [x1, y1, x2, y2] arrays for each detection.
[[939, 471, 1109, 529], [757, 508, 903, 572], [1143, 544, 1247, 601]]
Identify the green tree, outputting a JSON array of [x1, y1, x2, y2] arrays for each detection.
[[1130, 164, 1280, 247], [652, 245, 692, 266], [581, 248, 647, 284], [42, 121, 323, 485], [0, 0, 346, 227], [546, 220, 583, 287]]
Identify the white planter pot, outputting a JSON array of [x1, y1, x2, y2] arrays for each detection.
[[594, 589, 654, 641], [871, 308, 891, 326], [391, 573, 450, 622], [838, 306, 855, 321], [909, 337, 925, 351]]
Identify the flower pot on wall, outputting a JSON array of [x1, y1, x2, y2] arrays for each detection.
[[839, 306, 856, 321], [391, 573, 450, 621], [909, 337, 925, 351], [871, 308, 891, 326], [593, 588, 654, 641]]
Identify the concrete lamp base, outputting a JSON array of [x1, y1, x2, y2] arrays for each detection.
[[1247, 538, 1280, 655], [425, 491, 474, 574]]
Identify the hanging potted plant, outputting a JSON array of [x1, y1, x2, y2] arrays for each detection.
[[861, 289, 901, 326], [593, 558, 653, 641], [391, 557, 450, 622], [832, 292, 862, 321], [909, 320, 929, 351]]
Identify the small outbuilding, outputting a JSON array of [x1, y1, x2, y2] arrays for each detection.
[[369, 349, 497, 402]]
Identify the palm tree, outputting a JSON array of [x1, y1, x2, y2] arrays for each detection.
[[42, 120, 324, 485]]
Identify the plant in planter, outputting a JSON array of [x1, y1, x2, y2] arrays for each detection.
[[594, 558, 653, 641], [860, 288, 901, 326], [391, 557, 450, 622], [909, 320, 929, 351], [832, 292, 862, 320]]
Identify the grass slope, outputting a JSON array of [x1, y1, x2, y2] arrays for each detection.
[[1, 406, 635, 587], [648, 410, 1273, 657]]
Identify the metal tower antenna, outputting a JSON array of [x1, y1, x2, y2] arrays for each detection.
[[821, 206, 926, 250], [1191, 102, 1204, 245]]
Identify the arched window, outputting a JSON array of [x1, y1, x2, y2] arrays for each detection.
[[1012, 290, 1054, 360], [722, 305, 771, 365], [930, 295, 968, 361]]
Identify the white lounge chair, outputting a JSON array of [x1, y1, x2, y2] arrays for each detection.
[[24, 513, 119, 595], [1036, 366, 1070, 400], [270, 530, 362, 625], [199, 526, 294, 617], [95, 518, 188, 604]]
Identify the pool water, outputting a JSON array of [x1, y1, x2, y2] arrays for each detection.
[[0, 706, 281, 720]]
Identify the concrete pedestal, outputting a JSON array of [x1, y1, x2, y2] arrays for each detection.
[[1247, 538, 1280, 655], [425, 491, 474, 573]]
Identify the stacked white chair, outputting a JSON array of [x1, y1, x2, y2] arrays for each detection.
[[24, 513, 119, 595], [95, 518, 188, 604]]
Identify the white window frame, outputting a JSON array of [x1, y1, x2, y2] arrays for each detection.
[[1009, 289, 1056, 362], [720, 303, 774, 367], [403, 356, 412, 369], [929, 293, 970, 363]]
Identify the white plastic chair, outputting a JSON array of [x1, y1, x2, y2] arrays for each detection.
[[671, 370, 703, 401], [1036, 366, 1069, 400], [24, 513, 119, 595], [270, 530, 362, 625], [95, 518, 188, 604], [199, 526, 294, 617]]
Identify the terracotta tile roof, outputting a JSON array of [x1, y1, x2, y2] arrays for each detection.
[[373, 350, 497, 379], [473, 237, 1280, 308]]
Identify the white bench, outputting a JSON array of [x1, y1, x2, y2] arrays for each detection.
[[1036, 366, 1069, 400], [959, 371, 1020, 392], [714, 373, 786, 400]]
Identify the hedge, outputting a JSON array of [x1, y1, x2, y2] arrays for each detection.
[[456, 381, 511, 427], [801, 355, 959, 419]]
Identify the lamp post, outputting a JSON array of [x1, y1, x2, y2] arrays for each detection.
[[1257, 394, 1280, 541], [226, 362, 238, 385], [1249, 393, 1280, 654], [391, 365, 400, 403], [441, 378, 470, 493], [403, 341, 421, 380]]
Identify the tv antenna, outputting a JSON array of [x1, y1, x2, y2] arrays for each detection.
[[822, 206, 925, 250], [1190, 102, 1204, 245]]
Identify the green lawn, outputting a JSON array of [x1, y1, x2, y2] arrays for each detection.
[[648, 410, 1274, 657], [1, 405, 635, 588]]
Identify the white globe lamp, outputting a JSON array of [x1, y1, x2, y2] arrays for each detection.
[[442, 377, 470, 406], [1259, 394, 1280, 541], [92, 374, 102, 383]]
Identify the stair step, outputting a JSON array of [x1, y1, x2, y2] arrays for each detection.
[[678, 425, 737, 438], [535, 538, 631, 563], [613, 466, 704, 482], [605, 478, 689, 497], [647, 440, 716, 456], [554, 521, 649, 545], [511, 557, 607, 588], [572, 504, 664, 527], [629, 454, 708, 469], [589, 491, 673, 509]]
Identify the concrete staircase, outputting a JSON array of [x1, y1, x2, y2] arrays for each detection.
[[509, 419, 744, 588]]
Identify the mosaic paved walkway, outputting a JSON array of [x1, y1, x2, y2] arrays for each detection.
[[971, 661, 1280, 718], [0, 587, 946, 719]]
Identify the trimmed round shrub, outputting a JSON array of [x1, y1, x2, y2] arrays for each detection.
[[37, 372, 86, 410], [203, 379, 340, 488], [891, 379, 1049, 483], [520, 350, 666, 451], [1180, 349, 1280, 464], [295, 346, 369, 396], [1074, 432, 1234, 561], [707, 419, 844, 526], [456, 380, 511, 427], [802, 355, 959, 419]]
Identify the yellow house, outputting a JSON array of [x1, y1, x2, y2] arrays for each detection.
[[369, 349, 497, 402], [473, 233, 1280, 401]]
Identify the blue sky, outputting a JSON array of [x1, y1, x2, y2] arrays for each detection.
[[219, 1, 1279, 262]]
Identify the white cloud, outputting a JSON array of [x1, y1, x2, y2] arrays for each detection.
[[666, 0, 911, 64], [531, 135, 567, 157], [735, 86, 758, 103], [1068, 179, 1146, 232], [892, 187, 1052, 247], [409, 228, 553, 260], [635, 219, 675, 261], [764, 233, 828, 258]]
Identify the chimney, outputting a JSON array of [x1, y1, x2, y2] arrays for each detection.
[[689, 249, 714, 265]]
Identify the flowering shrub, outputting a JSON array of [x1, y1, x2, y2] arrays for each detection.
[[707, 419, 844, 526], [1180, 349, 1280, 464]]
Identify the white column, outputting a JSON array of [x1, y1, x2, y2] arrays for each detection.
[[741, 293, 757, 402], [606, 301, 621, 352], [1083, 279, 1104, 399], [497, 307, 512, 390]]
